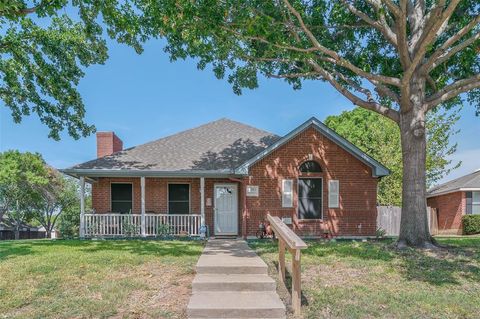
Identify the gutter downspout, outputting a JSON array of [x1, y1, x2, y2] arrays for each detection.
[[229, 177, 248, 239]]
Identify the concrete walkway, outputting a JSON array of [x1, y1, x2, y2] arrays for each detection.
[[187, 240, 286, 319]]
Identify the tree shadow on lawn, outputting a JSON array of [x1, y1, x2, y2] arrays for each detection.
[[249, 239, 480, 286], [398, 244, 480, 285], [0, 239, 204, 261]]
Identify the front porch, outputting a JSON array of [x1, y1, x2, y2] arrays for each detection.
[[78, 176, 245, 238]]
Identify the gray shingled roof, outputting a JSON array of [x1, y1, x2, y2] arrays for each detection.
[[67, 118, 279, 173], [427, 170, 480, 197]]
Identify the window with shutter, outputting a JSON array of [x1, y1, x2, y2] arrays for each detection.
[[282, 179, 293, 208], [329, 180, 339, 208]]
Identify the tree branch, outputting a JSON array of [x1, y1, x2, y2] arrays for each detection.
[[340, 0, 398, 45], [280, 0, 401, 86], [403, 0, 461, 92], [308, 59, 400, 123], [423, 14, 480, 72], [425, 74, 480, 110]]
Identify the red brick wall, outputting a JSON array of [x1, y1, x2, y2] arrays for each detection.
[[427, 191, 465, 235], [246, 126, 378, 237], [96, 132, 123, 158]]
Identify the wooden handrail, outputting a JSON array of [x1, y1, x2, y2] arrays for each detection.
[[267, 214, 308, 315]]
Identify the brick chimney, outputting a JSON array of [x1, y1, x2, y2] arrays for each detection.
[[96, 132, 123, 158]]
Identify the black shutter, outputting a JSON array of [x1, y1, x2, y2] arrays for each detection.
[[466, 191, 472, 214]]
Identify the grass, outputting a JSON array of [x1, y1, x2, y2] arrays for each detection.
[[0, 239, 204, 319], [250, 236, 480, 319]]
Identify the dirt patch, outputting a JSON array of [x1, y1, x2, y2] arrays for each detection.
[[111, 262, 195, 319]]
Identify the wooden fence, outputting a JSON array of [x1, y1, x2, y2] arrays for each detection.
[[377, 206, 438, 236], [84, 213, 201, 237]]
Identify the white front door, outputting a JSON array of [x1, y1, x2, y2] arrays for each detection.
[[214, 184, 238, 235]]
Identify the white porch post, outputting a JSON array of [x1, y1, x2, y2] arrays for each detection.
[[79, 176, 85, 239], [200, 177, 205, 226], [141, 176, 146, 237]]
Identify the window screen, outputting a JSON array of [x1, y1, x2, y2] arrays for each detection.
[[168, 184, 190, 214], [111, 183, 132, 213], [298, 178, 322, 219]]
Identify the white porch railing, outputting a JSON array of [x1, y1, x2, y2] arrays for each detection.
[[84, 213, 201, 237]]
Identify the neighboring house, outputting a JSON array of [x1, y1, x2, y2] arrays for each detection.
[[62, 117, 389, 238], [427, 170, 480, 235]]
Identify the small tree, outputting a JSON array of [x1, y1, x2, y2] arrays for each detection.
[[0, 151, 48, 239], [31, 169, 78, 238]]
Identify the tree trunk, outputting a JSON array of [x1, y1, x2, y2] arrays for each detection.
[[14, 225, 20, 240], [46, 230, 52, 238], [397, 107, 436, 248]]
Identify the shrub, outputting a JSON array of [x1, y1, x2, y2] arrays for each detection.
[[463, 215, 480, 235]]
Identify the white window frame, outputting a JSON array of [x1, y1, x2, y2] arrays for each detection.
[[328, 180, 340, 208], [282, 179, 294, 208]]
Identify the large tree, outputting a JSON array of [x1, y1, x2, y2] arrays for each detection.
[[131, 0, 478, 248], [325, 107, 460, 206]]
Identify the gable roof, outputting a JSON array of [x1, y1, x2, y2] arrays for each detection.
[[63, 118, 279, 177], [427, 170, 480, 197], [236, 117, 390, 177]]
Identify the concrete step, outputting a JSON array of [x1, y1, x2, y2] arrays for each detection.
[[192, 274, 276, 292], [196, 264, 268, 275], [187, 291, 286, 319]]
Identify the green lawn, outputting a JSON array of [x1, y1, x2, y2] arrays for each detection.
[[0, 239, 204, 319], [250, 237, 480, 319]]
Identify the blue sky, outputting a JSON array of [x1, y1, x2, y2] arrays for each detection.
[[1, 38, 479, 184]]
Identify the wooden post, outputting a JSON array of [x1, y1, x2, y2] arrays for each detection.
[[266, 214, 307, 316], [79, 176, 85, 239], [291, 249, 302, 315], [141, 177, 146, 237], [200, 177, 205, 226], [278, 238, 286, 283]]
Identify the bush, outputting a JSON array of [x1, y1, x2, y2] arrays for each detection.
[[463, 215, 480, 235]]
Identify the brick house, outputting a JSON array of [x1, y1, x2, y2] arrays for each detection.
[[427, 170, 480, 235], [62, 117, 389, 238]]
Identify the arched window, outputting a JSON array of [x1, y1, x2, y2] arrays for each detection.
[[299, 160, 322, 173]]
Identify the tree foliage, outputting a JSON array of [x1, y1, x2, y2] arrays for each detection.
[[325, 107, 460, 206], [0, 0, 145, 139]]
